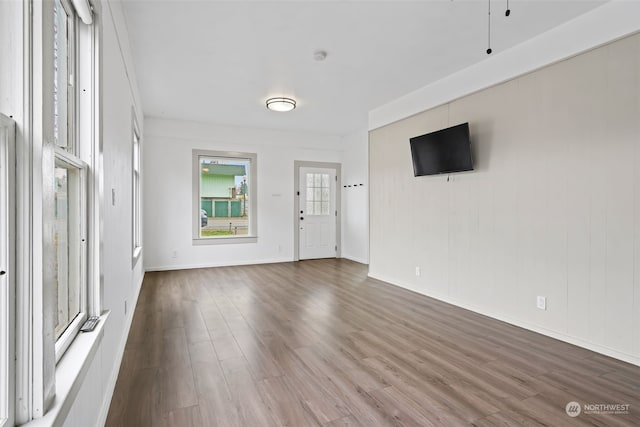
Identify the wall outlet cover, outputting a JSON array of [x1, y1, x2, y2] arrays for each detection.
[[536, 296, 547, 310]]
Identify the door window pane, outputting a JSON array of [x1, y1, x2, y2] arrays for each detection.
[[305, 173, 331, 216], [321, 202, 330, 216]]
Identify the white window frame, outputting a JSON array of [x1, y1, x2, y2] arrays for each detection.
[[192, 149, 258, 245], [52, 150, 88, 363], [0, 115, 16, 427], [51, 0, 88, 363], [132, 112, 142, 265]]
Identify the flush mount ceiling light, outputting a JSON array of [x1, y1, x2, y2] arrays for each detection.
[[266, 97, 296, 112]]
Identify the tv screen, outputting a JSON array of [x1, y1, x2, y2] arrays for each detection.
[[409, 122, 473, 176]]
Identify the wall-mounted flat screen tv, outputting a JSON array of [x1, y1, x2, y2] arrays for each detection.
[[409, 122, 473, 177]]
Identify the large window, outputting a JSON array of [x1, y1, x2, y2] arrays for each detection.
[[52, 0, 88, 361], [132, 114, 141, 263], [192, 150, 257, 244]]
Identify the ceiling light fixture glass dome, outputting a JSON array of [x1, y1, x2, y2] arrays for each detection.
[[266, 97, 296, 112]]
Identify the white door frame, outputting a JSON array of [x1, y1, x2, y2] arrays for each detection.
[[293, 161, 341, 261]]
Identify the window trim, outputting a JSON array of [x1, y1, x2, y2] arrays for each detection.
[[132, 111, 142, 265], [192, 149, 258, 245], [0, 115, 16, 427], [51, 0, 89, 363]]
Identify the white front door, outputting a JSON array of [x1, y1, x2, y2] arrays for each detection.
[[299, 167, 336, 260]]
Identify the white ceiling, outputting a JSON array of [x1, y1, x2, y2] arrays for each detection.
[[121, 0, 606, 135]]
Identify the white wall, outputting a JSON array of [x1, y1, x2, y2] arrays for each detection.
[[61, 1, 145, 426], [143, 118, 345, 270], [340, 128, 369, 264], [369, 32, 640, 366]]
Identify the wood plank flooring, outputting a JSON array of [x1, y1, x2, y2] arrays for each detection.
[[105, 259, 640, 426]]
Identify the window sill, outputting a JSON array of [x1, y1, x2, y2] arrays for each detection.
[[192, 236, 257, 245], [22, 311, 110, 427]]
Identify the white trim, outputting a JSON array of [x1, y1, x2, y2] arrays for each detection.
[[145, 257, 292, 272], [28, 0, 57, 418], [368, 272, 640, 368], [82, 1, 102, 318], [341, 255, 368, 266], [15, 0, 34, 421], [0, 115, 16, 427], [369, 1, 640, 131]]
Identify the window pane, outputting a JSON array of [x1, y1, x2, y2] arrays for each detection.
[[321, 202, 330, 216], [53, 0, 69, 150], [133, 134, 140, 172], [314, 174, 321, 187], [306, 201, 314, 215], [133, 124, 141, 253], [314, 188, 321, 201], [54, 165, 80, 339], [321, 174, 329, 187], [314, 201, 321, 215], [321, 188, 329, 202], [306, 173, 314, 187], [199, 156, 250, 238], [306, 188, 314, 202]]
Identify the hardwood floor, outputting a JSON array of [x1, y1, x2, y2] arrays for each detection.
[[105, 259, 640, 426]]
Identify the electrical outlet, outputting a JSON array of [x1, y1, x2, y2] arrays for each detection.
[[536, 296, 547, 310], [415, 267, 421, 277]]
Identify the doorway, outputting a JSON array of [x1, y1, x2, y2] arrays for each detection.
[[294, 161, 341, 261]]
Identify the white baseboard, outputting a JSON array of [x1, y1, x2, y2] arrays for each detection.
[[368, 272, 640, 367], [144, 257, 292, 272], [95, 272, 145, 427], [341, 255, 369, 265]]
